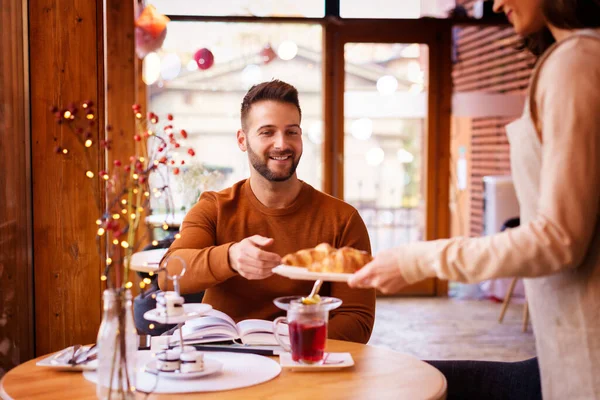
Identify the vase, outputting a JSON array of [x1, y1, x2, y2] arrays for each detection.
[[96, 289, 138, 399]]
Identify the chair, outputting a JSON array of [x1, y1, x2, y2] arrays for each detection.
[[496, 217, 529, 332], [132, 240, 205, 335]]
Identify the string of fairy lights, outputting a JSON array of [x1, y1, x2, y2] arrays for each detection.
[[51, 100, 196, 290]]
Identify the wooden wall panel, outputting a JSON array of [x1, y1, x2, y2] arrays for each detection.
[[105, 0, 149, 262], [0, 0, 33, 375], [29, 0, 104, 355], [455, 0, 535, 237]]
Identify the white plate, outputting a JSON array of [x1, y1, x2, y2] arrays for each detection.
[[143, 358, 223, 380], [144, 303, 213, 324], [279, 352, 354, 371], [273, 265, 352, 282], [36, 345, 98, 371]]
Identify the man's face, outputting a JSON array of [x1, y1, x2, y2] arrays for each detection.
[[238, 100, 303, 182]]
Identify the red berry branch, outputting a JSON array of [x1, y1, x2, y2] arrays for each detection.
[[51, 100, 196, 289]]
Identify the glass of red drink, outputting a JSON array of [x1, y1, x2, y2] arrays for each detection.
[[273, 296, 342, 365]]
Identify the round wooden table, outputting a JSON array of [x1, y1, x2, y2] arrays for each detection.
[[0, 340, 447, 399]]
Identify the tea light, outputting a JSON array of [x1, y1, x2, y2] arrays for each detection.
[[156, 350, 180, 372], [179, 350, 204, 373]]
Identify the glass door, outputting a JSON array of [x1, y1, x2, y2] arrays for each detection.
[[331, 21, 451, 295]]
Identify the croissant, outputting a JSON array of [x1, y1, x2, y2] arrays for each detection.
[[281, 243, 335, 267], [282, 243, 372, 274]]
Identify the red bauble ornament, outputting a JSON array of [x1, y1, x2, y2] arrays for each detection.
[[193, 48, 214, 70], [260, 44, 277, 64]]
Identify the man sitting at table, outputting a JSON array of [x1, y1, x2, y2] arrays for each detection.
[[160, 79, 375, 344]]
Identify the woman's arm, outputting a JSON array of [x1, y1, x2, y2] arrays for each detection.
[[352, 37, 600, 289]]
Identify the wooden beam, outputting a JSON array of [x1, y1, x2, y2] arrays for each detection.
[[0, 0, 34, 369], [29, 0, 104, 355], [322, 23, 344, 197]]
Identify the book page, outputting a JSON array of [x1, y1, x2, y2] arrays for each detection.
[[237, 319, 289, 337], [180, 309, 240, 342]]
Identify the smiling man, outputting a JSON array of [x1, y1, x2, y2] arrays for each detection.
[[160, 80, 375, 343]]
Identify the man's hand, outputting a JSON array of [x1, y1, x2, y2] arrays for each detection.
[[228, 235, 282, 280], [347, 247, 409, 294]]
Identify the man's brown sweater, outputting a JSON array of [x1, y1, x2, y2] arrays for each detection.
[[161, 179, 376, 343]]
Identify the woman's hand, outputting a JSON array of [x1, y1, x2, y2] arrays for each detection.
[[347, 248, 409, 294]]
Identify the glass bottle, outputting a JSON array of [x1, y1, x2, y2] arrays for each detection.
[[96, 289, 138, 399]]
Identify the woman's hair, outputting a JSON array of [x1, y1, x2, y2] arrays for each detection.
[[526, 0, 600, 56]]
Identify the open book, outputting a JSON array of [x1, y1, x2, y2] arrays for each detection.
[[176, 309, 289, 346]]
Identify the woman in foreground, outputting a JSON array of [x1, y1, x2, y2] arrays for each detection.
[[349, 1, 600, 399]]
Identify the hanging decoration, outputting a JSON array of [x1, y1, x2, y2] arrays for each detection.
[[193, 48, 215, 70], [135, 3, 170, 59], [260, 44, 277, 65]]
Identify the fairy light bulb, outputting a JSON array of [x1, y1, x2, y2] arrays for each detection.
[[125, 281, 133, 289], [97, 228, 105, 236], [139, 282, 146, 289], [143, 278, 152, 285], [101, 275, 107, 281], [96, 219, 102, 225], [139, 157, 145, 162], [137, 207, 144, 212], [175, 233, 181, 239], [135, 112, 142, 119], [148, 272, 154, 277], [144, 191, 150, 197], [149, 323, 155, 329], [63, 111, 72, 119], [152, 188, 158, 193], [102, 175, 109, 181], [86, 114, 94, 120], [153, 160, 159, 166], [121, 209, 127, 214], [112, 214, 120, 219], [120, 241, 129, 248], [132, 174, 139, 180], [86, 171, 94, 178], [62, 149, 68, 154], [85, 140, 92, 147], [162, 223, 169, 230], [121, 199, 127, 205], [130, 214, 136, 220], [112, 239, 119, 245], [152, 240, 158, 246], [133, 188, 139, 194], [106, 258, 112, 265]]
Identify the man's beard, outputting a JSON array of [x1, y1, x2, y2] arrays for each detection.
[[247, 142, 300, 182]]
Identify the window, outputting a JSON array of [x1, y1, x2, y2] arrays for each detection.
[[146, 22, 323, 213], [150, 0, 325, 17], [340, 0, 454, 19]]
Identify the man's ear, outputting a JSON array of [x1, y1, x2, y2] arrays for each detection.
[[237, 129, 247, 152]]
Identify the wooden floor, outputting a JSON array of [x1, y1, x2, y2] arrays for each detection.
[[368, 297, 537, 362]]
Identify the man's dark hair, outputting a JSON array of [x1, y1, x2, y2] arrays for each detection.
[[525, 0, 600, 56], [240, 80, 302, 130]]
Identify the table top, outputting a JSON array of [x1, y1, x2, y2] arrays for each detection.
[[145, 213, 185, 228], [130, 248, 167, 273], [0, 340, 447, 400]]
